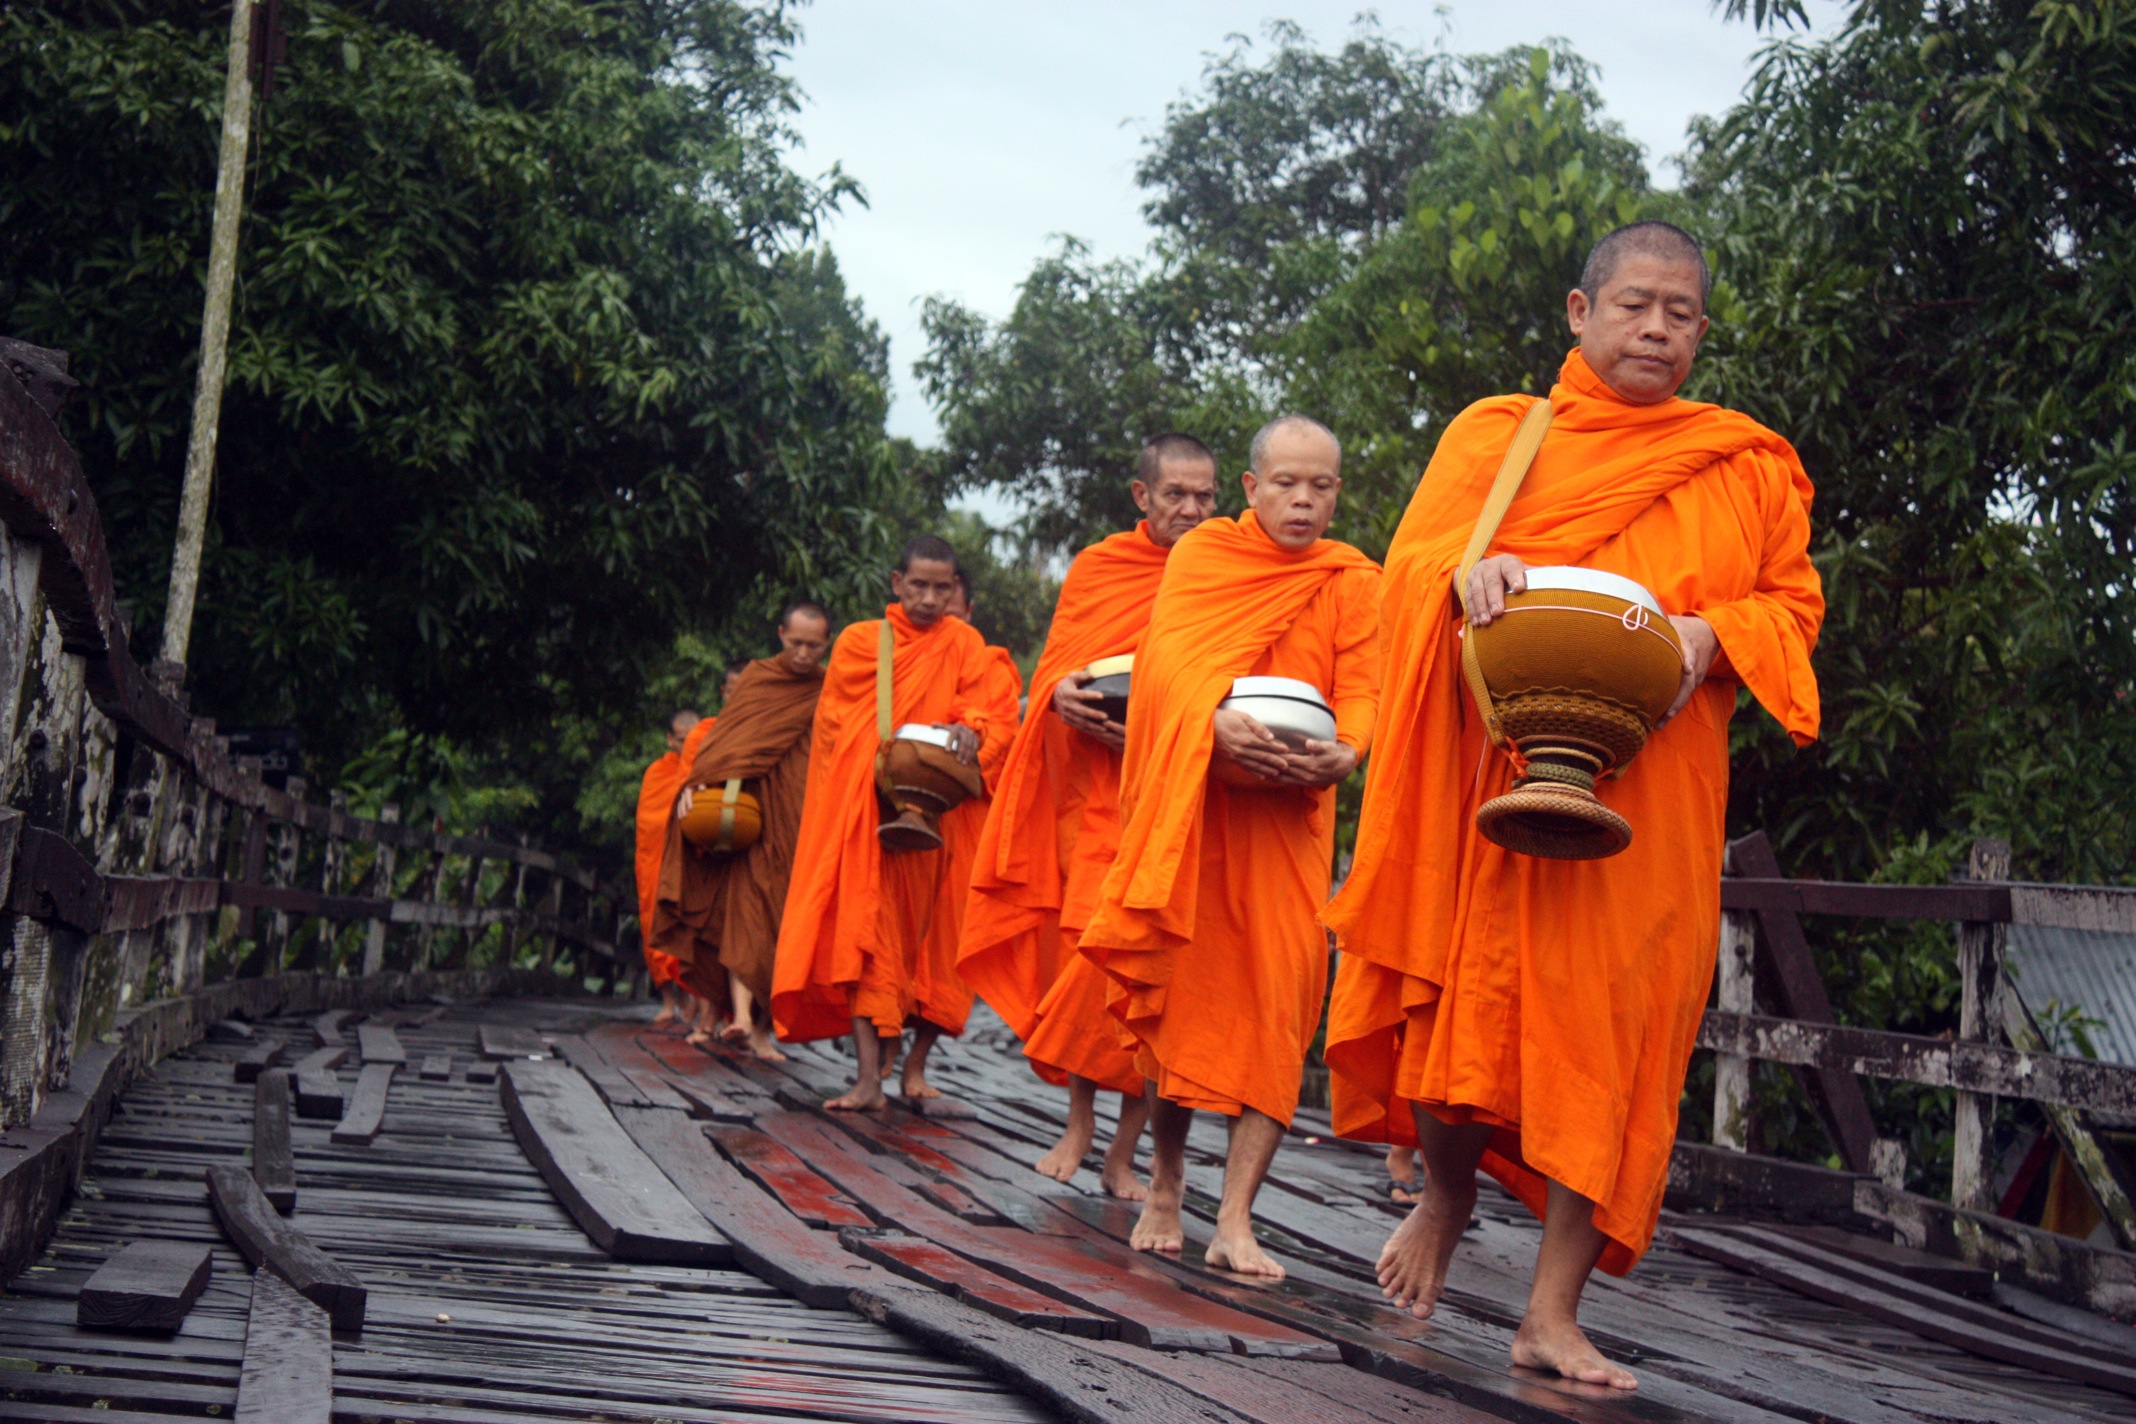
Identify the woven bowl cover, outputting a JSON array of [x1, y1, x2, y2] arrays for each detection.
[[1475, 783, 1633, 859]]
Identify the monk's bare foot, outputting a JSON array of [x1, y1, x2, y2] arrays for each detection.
[[1131, 1185, 1185, 1253], [1387, 1144, 1420, 1202], [684, 1028, 714, 1049], [651, 1006, 679, 1030], [1035, 1122, 1093, 1182], [1099, 1159, 1148, 1202], [717, 1021, 749, 1045], [1205, 1220, 1286, 1279], [900, 1067, 942, 1100], [1377, 1175, 1475, 1319], [748, 1026, 787, 1063], [1512, 1315, 1638, 1390], [825, 1080, 886, 1111]]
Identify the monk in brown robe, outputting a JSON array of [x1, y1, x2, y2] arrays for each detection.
[[1081, 416, 1382, 1277], [635, 709, 702, 1029], [653, 603, 831, 1061], [1324, 223, 1824, 1388], [959, 435, 1218, 1197], [771, 537, 1017, 1109]]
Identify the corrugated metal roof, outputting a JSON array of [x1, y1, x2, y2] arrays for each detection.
[[2006, 925, 2136, 1066]]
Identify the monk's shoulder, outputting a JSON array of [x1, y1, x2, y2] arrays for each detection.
[[830, 619, 879, 664], [1699, 408, 1814, 518]]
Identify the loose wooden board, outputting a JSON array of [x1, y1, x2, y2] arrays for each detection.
[[252, 1069, 296, 1211], [356, 1022, 406, 1065], [706, 1123, 874, 1230], [844, 1228, 1109, 1337], [204, 1164, 366, 1332], [330, 1062, 396, 1145], [234, 1267, 331, 1424], [76, 1240, 212, 1332]]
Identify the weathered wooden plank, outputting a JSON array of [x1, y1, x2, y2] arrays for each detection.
[[497, 1059, 730, 1265], [550, 1034, 661, 1109], [844, 1228, 1109, 1337], [232, 1035, 285, 1084], [311, 1010, 356, 1048], [356, 1022, 406, 1065], [234, 1267, 331, 1424], [330, 1062, 396, 1145], [418, 1053, 452, 1082], [293, 1070, 343, 1121], [204, 1164, 366, 1331], [579, 1023, 697, 1112], [252, 1068, 296, 1212], [706, 1123, 875, 1230], [75, 1239, 212, 1331], [1736, 1223, 1993, 1298], [479, 1023, 546, 1060], [208, 1018, 254, 1043], [465, 1060, 499, 1084], [2009, 881, 2136, 934], [1721, 877, 2010, 922], [1084, 1341, 1494, 1424]]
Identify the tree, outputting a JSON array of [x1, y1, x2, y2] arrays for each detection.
[[0, 0, 904, 847]]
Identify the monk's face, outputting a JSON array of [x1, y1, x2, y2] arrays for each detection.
[[1241, 427, 1342, 551], [891, 556, 959, 627], [1566, 251, 1710, 405], [721, 669, 744, 702], [777, 611, 830, 674], [665, 713, 696, 754], [1132, 457, 1219, 548], [946, 584, 973, 622]]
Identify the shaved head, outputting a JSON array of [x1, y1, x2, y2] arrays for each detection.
[[1579, 221, 1711, 309], [1249, 414, 1341, 474]]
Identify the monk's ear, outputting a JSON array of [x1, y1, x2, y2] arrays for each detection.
[[1130, 479, 1151, 515], [1566, 285, 1591, 337], [1241, 469, 1260, 503]]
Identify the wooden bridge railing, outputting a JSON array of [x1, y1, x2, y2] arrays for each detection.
[[1702, 830, 2136, 1252], [0, 349, 624, 1132]]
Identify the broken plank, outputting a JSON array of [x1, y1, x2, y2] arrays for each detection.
[[232, 1036, 285, 1084], [205, 1164, 366, 1332], [844, 1228, 1108, 1337], [253, 1069, 296, 1212], [235, 1267, 331, 1424], [356, 1022, 406, 1065], [331, 1063, 397, 1146], [479, 1023, 547, 1060], [706, 1123, 874, 1230], [76, 1240, 212, 1332], [498, 1059, 730, 1266], [418, 1054, 452, 1082]]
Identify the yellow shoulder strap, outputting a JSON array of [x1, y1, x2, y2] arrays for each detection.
[[876, 619, 894, 743], [714, 778, 742, 853], [1456, 398, 1553, 748]]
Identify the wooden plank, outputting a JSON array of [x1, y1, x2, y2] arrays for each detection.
[[311, 1010, 356, 1048], [1082, 1341, 1495, 1424], [208, 1018, 255, 1043], [75, 1240, 212, 1331], [2009, 881, 2136, 934], [466, 1060, 498, 1084], [288, 1044, 349, 1076], [232, 1035, 285, 1083], [550, 1034, 662, 1109], [234, 1267, 331, 1424], [578, 1023, 697, 1111], [418, 1053, 452, 1082], [355, 1022, 406, 1065], [204, 1164, 366, 1332], [293, 1069, 343, 1122], [1853, 1175, 2136, 1319], [330, 1062, 396, 1146], [479, 1022, 546, 1060], [1721, 876, 2010, 922], [706, 1124, 874, 1230], [608, 1104, 886, 1308], [497, 1059, 731, 1266], [252, 1068, 296, 1212], [844, 1228, 1109, 1337], [1738, 1223, 1993, 1298]]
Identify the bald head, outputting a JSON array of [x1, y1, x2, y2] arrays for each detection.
[[1579, 221, 1710, 309], [1568, 222, 1712, 405], [1132, 432, 1218, 548], [666, 708, 700, 754], [1243, 415, 1343, 551], [1249, 414, 1341, 475]]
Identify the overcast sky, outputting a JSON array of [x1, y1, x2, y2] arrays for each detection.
[[783, 1, 1842, 445]]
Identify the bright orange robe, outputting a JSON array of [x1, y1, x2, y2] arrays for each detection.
[[959, 525, 1172, 1095], [771, 605, 1013, 1042], [1322, 348, 1823, 1274], [1080, 512, 1381, 1126], [633, 717, 712, 989]]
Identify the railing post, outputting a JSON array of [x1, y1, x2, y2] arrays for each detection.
[[1713, 908, 1756, 1152], [362, 802, 399, 976], [1952, 837, 2011, 1212], [456, 852, 485, 968]]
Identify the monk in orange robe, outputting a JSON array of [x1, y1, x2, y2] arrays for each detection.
[[959, 435, 1218, 1198], [1322, 222, 1823, 1389], [771, 537, 1016, 1109], [634, 708, 707, 1028], [652, 603, 831, 1060], [1080, 416, 1381, 1277]]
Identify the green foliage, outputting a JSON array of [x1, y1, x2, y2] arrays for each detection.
[[0, 0, 905, 852]]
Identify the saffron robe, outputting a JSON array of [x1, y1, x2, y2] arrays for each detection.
[[633, 717, 712, 989], [1079, 512, 1381, 1126], [959, 524, 1172, 1094], [771, 604, 1013, 1042], [651, 656, 823, 1006], [1321, 348, 1823, 1274]]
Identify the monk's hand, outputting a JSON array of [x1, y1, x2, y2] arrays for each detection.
[[1212, 708, 1290, 781], [1657, 614, 1720, 727], [941, 723, 982, 766], [1053, 669, 1125, 750], [675, 786, 695, 819], [1280, 738, 1357, 789], [1462, 554, 1528, 627]]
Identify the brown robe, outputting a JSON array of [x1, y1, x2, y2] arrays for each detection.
[[651, 655, 823, 1004]]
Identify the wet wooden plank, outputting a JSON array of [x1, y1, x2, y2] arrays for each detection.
[[706, 1123, 874, 1230], [1083, 1340, 1493, 1424], [844, 1228, 1109, 1337], [550, 1034, 662, 1110], [579, 1023, 697, 1112], [1758, 1223, 1994, 1298], [419, 1053, 453, 1082], [330, 1063, 397, 1146], [234, 1267, 331, 1424], [232, 1035, 286, 1084], [479, 1023, 546, 1060], [252, 1069, 296, 1211], [497, 1059, 730, 1266], [75, 1240, 212, 1331], [204, 1164, 366, 1332], [356, 1022, 406, 1065]]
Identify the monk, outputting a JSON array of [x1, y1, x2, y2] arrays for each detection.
[[1322, 222, 1823, 1389], [1080, 416, 1381, 1277], [653, 603, 832, 1061], [959, 435, 1218, 1198], [634, 709, 703, 1029], [771, 536, 1017, 1109]]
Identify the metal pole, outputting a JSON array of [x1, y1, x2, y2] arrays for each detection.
[[159, 0, 254, 681]]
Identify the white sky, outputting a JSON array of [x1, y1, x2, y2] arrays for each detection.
[[783, 1, 1844, 445]]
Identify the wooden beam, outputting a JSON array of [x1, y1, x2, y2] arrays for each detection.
[[1721, 876, 2009, 921], [329, 1063, 395, 1146], [1712, 909, 1754, 1152], [205, 1164, 366, 1331], [843, 1227, 1110, 1337], [232, 1034, 284, 1083], [1952, 839, 2009, 1212], [76, 1240, 212, 1331], [251, 1068, 295, 1212], [234, 1267, 332, 1424], [354, 1022, 404, 1065]]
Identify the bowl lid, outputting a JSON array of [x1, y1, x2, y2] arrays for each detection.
[[1085, 654, 1135, 679], [1520, 566, 1665, 616], [1226, 676, 1331, 707], [892, 724, 954, 747]]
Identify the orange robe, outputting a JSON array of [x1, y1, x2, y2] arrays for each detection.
[[633, 717, 712, 990], [1322, 348, 1823, 1274], [650, 657, 823, 1006], [1080, 512, 1381, 1126], [771, 605, 1014, 1042], [959, 525, 1172, 1094]]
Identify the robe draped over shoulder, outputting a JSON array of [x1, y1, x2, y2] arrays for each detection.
[[1080, 512, 1381, 1125], [1322, 348, 1823, 1273]]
